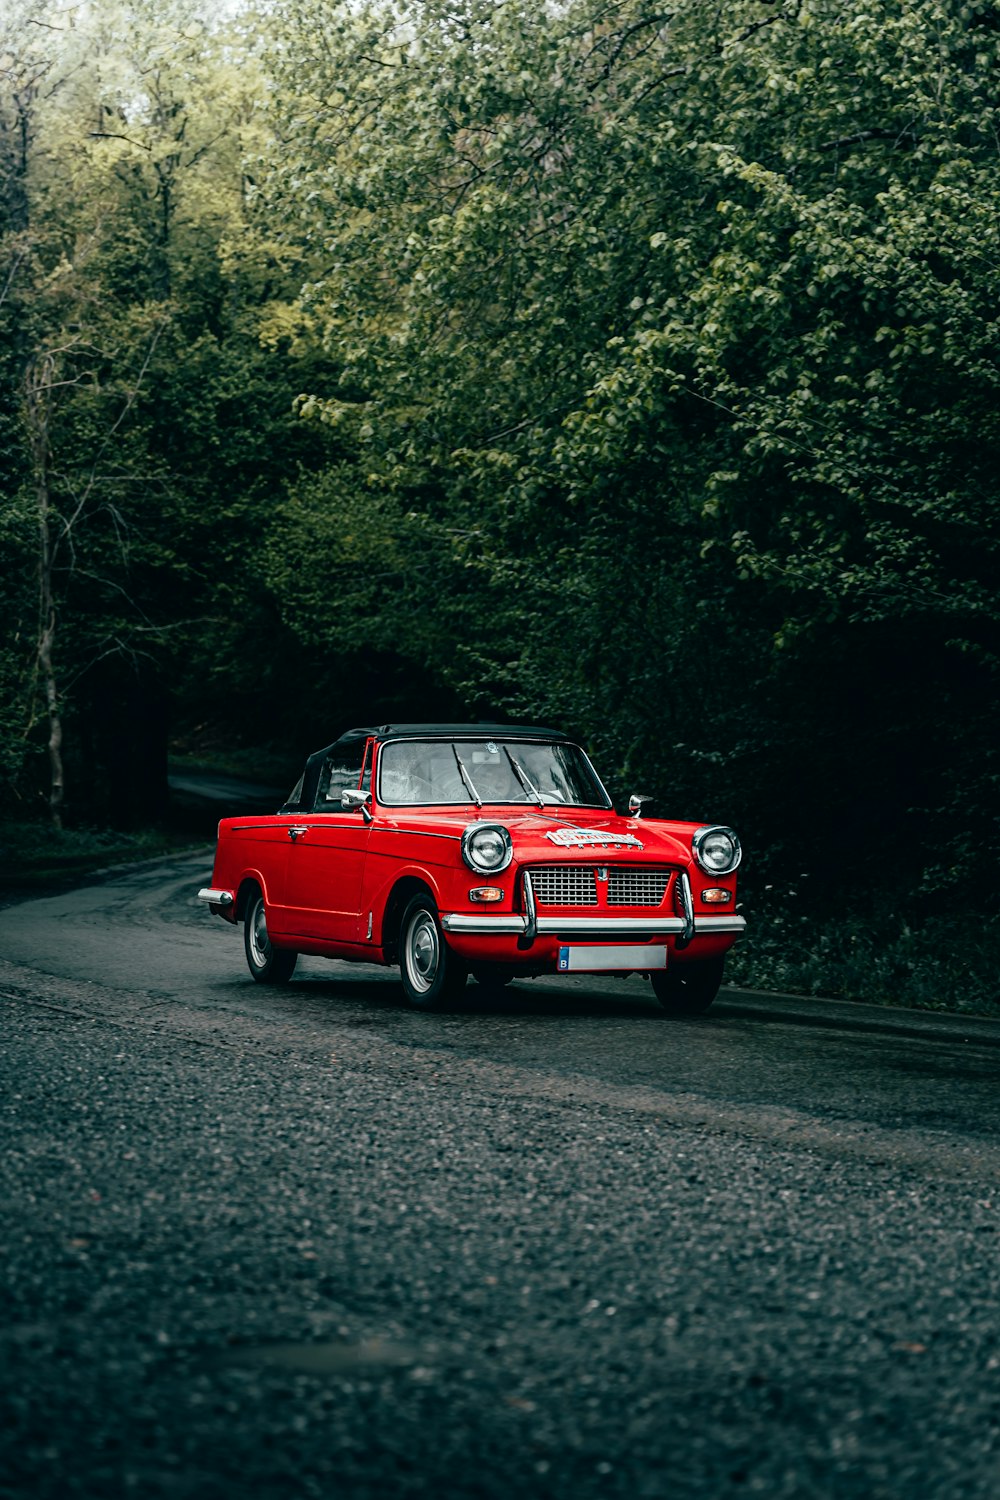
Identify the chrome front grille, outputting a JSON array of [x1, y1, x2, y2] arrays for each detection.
[[529, 865, 672, 907], [607, 869, 671, 906], [531, 866, 598, 906]]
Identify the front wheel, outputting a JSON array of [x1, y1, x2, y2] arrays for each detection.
[[399, 895, 467, 1010], [244, 887, 297, 985], [651, 956, 724, 1016]]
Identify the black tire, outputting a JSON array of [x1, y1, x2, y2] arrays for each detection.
[[244, 887, 297, 985], [651, 956, 724, 1015], [399, 895, 467, 1010]]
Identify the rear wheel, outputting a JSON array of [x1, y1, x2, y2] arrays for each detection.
[[651, 957, 724, 1015], [244, 887, 297, 985], [399, 895, 467, 1010]]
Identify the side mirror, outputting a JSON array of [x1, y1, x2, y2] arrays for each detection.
[[628, 794, 653, 819], [341, 789, 373, 823]]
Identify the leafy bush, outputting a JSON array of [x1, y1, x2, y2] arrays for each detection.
[[726, 886, 1000, 1019], [0, 821, 197, 891]]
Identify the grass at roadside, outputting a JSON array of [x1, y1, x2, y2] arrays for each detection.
[[726, 902, 1000, 1019], [0, 821, 205, 897]]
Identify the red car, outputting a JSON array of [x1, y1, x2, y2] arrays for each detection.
[[198, 723, 745, 1013]]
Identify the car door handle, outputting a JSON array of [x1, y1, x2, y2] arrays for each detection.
[[288, 826, 309, 842]]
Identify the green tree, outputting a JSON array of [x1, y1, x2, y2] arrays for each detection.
[[259, 0, 1000, 908], [0, 0, 317, 823], [0, 2, 195, 821]]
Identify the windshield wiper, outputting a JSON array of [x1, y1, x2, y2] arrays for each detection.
[[452, 745, 482, 807], [504, 748, 545, 808]]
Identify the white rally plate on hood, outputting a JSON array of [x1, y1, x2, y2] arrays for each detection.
[[545, 828, 644, 849], [557, 944, 667, 973]]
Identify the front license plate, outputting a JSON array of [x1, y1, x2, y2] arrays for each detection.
[[557, 945, 668, 973]]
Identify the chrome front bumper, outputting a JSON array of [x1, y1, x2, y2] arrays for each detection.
[[440, 913, 746, 937]]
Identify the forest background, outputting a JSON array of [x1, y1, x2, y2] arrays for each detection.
[[1, 0, 998, 1013]]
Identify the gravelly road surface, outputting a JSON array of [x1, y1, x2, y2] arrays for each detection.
[[1, 851, 998, 1500]]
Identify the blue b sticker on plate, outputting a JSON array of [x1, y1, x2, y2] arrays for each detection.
[[557, 945, 668, 973]]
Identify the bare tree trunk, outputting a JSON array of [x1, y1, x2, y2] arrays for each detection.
[[25, 356, 65, 830], [37, 513, 64, 832]]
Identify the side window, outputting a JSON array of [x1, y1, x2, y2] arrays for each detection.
[[281, 772, 305, 812], [315, 739, 367, 809]]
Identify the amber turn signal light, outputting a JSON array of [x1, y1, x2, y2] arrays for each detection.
[[701, 888, 732, 904], [469, 886, 505, 903]]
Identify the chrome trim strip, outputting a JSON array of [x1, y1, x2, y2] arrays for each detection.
[[440, 912, 746, 937], [523, 869, 537, 941], [442, 914, 528, 935], [377, 828, 460, 842], [540, 916, 687, 935], [677, 869, 695, 943], [198, 888, 234, 906], [694, 915, 747, 933]]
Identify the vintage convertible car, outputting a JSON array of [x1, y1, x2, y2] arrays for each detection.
[[198, 723, 745, 1013]]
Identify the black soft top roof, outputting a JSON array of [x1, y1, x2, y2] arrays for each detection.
[[287, 723, 571, 812], [349, 722, 567, 744]]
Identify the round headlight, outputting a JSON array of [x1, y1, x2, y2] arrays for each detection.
[[692, 825, 742, 876], [461, 822, 513, 874]]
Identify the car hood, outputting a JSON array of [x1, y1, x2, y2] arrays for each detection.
[[379, 807, 697, 865]]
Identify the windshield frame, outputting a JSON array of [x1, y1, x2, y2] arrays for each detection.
[[375, 736, 613, 810]]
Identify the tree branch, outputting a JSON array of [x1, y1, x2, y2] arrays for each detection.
[[0, 244, 28, 310], [88, 131, 152, 152]]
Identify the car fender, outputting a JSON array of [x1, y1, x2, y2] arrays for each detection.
[[233, 867, 279, 921], [363, 856, 455, 952]]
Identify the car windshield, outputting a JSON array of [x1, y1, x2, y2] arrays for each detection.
[[378, 739, 611, 808]]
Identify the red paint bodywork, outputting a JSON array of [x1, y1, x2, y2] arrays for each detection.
[[204, 731, 745, 979]]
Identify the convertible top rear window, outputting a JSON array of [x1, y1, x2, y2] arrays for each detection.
[[378, 739, 611, 808]]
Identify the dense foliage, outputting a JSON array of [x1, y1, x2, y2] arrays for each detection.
[[2, 0, 998, 1007]]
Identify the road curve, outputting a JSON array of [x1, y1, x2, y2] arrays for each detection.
[[1, 852, 998, 1500]]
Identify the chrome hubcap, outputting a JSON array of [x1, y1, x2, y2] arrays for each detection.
[[250, 899, 271, 967], [407, 912, 439, 995]]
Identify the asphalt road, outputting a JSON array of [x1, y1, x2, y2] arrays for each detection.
[[1, 851, 998, 1500]]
